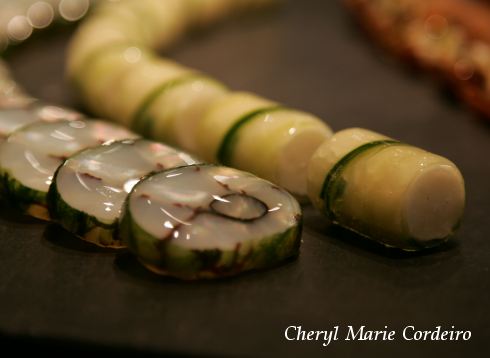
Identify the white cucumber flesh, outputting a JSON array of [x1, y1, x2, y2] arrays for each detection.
[[109, 58, 193, 126], [134, 76, 228, 152], [227, 108, 333, 199]]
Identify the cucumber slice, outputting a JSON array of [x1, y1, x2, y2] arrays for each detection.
[[307, 128, 466, 250], [75, 44, 154, 118], [48, 139, 201, 248], [106, 58, 193, 126], [222, 108, 333, 199], [120, 165, 302, 279], [196, 92, 278, 162], [0, 119, 136, 220], [132, 76, 228, 152], [67, 17, 143, 80], [0, 104, 82, 143]]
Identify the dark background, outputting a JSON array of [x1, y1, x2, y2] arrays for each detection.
[[1, 0, 489, 356]]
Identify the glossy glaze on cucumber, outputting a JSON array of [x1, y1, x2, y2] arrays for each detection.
[[48, 139, 201, 247], [307, 128, 466, 250], [120, 165, 302, 279], [0, 119, 136, 220]]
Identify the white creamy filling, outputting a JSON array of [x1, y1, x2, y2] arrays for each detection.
[[404, 164, 465, 241]]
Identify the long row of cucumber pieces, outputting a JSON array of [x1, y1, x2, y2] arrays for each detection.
[[0, 102, 302, 279], [67, 0, 466, 251]]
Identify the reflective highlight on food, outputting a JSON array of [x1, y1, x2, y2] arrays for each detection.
[[48, 139, 201, 247], [307, 128, 466, 250], [0, 119, 136, 220], [120, 165, 302, 279]]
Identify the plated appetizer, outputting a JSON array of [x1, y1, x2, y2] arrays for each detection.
[[65, 0, 466, 253], [0, 0, 469, 281]]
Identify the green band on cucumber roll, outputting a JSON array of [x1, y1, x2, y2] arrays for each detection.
[[217, 106, 283, 166], [307, 128, 466, 251], [0, 119, 136, 220], [319, 139, 402, 220], [73, 41, 194, 124], [198, 92, 333, 199], [48, 139, 201, 248], [197, 92, 278, 162], [103, 56, 194, 126], [119, 164, 302, 279], [131, 75, 228, 152]]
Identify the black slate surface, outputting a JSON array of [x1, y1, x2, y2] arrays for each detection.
[[1, 0, 490, 356]]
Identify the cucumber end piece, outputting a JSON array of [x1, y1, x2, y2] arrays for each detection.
[[403, 164, 465, 245]]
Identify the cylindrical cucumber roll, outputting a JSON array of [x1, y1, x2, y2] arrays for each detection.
[[120, 165, 302, 279], [222, 108, 333, 199], [196, 92, 278, 162], [66, 17, 142, 80], [307, 128, 466, 250], [132, 76, 228, 152], [48, 139, 201, 248], [0, 119, 136, 220], [105, 58, 194, 126], [74, 44, 154, 118]]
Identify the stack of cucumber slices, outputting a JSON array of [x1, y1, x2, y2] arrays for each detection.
[[0, 118, 136, 219], [48, 139, 202, 248], [0, 100, 304, 279]]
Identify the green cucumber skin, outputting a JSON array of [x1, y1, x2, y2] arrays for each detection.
[[47, 166, 121, 247], [0, 169, 48, 215], [319, 140, 401, 220], [334, 222, 451, 252], [216, 106, 283, 166], [119, 197, 302, 280], [318, 140, 452, 251], [131, 75, 228, 139]]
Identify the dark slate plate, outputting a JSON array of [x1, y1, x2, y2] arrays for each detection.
[[2, 0, 489, 356]]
